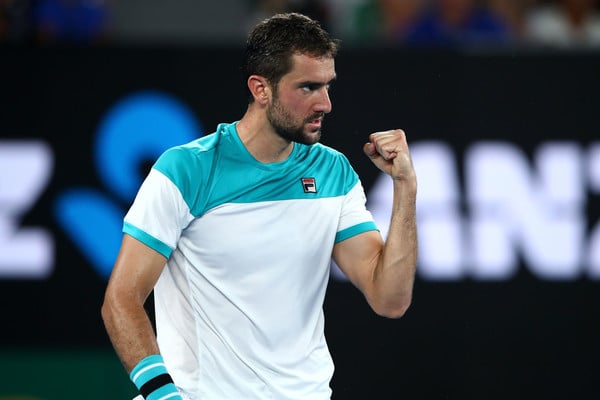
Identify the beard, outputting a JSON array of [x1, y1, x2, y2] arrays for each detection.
[[267, 96, 324, 146]]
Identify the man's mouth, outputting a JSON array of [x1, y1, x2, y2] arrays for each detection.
[[306, 114, 324, 130]]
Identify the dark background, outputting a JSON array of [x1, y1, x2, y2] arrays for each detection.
[[1, 46, 599, 399]]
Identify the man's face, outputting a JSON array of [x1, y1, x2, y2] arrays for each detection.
[[267, 53, 336, 145]]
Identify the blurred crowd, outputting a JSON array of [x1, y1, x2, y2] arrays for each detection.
[[0, 0, 110, 44], [350, 0, 600, 47], [1, 0, 600, 48]]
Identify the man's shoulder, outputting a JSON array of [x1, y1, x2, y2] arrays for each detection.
[[154, 122, 234, 171]]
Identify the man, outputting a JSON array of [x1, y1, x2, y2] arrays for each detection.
[[101, 12, 417, 400]]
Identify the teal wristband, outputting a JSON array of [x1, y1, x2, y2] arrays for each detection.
[[130, 354, 183, 400]]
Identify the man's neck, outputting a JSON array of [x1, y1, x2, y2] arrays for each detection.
[[236, 108, 294, 164]]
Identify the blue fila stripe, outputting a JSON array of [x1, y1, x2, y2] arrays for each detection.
[[130, 355, 183, 400], [130, 355, 169, 387], [335, 221, 379, 243], [124, 222, 173, 258]]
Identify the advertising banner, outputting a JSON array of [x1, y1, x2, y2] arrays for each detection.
[[1, 46, 598, 399]]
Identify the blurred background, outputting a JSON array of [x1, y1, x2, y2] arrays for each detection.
[[1, 0, 599, 399]]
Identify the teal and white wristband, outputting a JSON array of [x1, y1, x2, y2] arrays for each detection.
[[130, 354, 183, 400]]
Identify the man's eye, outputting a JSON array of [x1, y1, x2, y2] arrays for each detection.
[[301, 83, 332, 92]]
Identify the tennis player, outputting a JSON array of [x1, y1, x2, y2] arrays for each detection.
[[102, 12, 417, 400]]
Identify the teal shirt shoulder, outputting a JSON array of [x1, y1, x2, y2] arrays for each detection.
[[152, 122, 360, 217]]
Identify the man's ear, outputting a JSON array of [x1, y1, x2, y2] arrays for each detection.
[[247, 75, 271, 105]]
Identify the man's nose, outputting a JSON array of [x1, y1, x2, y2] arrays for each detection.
[[315, 87, 332, 114]]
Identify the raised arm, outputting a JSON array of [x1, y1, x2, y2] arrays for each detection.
[[332, 129, 417, 318]]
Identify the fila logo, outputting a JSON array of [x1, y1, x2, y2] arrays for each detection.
[[301, 177, 317, 193]]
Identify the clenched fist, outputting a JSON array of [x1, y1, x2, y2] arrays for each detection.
[[363, 129, 416, 182]]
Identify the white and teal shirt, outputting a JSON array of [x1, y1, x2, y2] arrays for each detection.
[[123, 122, 378, 400]]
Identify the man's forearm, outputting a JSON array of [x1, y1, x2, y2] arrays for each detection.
[[102, 296, 161, 373], [102, 295, 184, 399], [372, 177, 418, 318]]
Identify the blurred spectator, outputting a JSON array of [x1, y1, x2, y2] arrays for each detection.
[[488, 0, 536, 41], [295, 0, 332, 31], [525, 0, 600, 47], [0, 0, 34, 43], [34, 0, 111, 45], [404, 0, 512, 46], [348, 0, 425, 44], [246, 0, 332, 33]]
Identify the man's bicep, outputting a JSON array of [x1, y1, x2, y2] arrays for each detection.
[[332, 230, 384, 293], [106, 234, 168, 304]]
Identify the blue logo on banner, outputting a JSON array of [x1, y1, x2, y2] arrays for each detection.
[[54, 91, 203, 279]]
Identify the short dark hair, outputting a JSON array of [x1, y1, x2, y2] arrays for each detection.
[[242, 13, 339, 102]]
